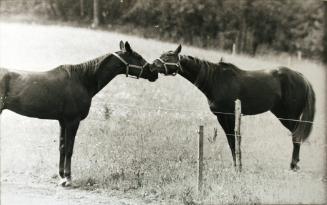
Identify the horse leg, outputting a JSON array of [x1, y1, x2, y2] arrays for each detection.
[[282, 119, 301, 171], [58, 121, 66, 185], [63, 120, 80, 186], [271, 108, 301, 171], [291, 142, 301, 171], [217, 115, 241, 170]]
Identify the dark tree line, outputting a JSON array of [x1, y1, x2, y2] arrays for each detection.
[[0, 0, 324, 60], [324, 1, 327, 64]]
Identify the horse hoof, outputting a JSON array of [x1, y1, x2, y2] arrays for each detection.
[[58, 177, 67, 186], [290, 164, 300, 171], [65, 178, 72, 187]]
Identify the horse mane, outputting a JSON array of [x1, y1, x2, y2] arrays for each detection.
[[181, 55, 240, 73], [182, 55, 218, 72], [180, 55, 241, 96], [64, 53, 112, 78], [180, 55, 218, 95], [217, 61, 240, 70]]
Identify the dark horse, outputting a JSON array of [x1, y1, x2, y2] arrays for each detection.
[[0, 41, 158, 186], [150, 45, 315, 171]]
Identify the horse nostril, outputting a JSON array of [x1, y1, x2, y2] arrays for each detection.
[[149, 64, 156, 72]]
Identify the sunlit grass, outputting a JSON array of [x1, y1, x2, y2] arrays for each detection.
[[0, 22, 325, 204]]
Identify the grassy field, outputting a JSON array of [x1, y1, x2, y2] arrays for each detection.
[[0, 22, 326, 204]]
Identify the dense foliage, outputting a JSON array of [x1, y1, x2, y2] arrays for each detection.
[[0, 0, 324, 59], [323, 1, 327, 63]]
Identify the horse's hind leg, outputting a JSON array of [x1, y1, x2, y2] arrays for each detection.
[[271, 107, 301, 171], [290, 141, 301, 170], [280, 118, 300, 170]]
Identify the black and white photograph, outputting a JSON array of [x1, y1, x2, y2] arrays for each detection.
[[0, 0, 326, 204]]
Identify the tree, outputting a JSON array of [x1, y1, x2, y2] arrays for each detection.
[[323, 1, 327, 63], [80, 0, 84, 17], [93, 0, 101, 27]]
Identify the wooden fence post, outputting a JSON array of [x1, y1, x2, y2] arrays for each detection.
[[232, 43, 236, 56], [287, 56, 291, 67], [198, 125, 204, 199], [234, 99, 242, 172], [297, 51, 302, 61]]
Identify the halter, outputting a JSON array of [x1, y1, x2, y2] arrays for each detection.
[[112, 52, 148, 79], [154, 55, 182, 76]]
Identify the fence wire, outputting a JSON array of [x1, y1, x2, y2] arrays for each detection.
[[89, 101, 325, 128]]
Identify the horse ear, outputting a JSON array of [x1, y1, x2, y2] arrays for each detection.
[[124, 41, 133, 53], [119, 40, 126, 52], [174, 44, 182, 54]]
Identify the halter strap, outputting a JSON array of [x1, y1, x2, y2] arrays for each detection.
[[156, 58, 168, 74], [155, 55, 182, 75], [112, 52, 148, 79]]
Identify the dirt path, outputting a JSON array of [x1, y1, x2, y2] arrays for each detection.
[[1, 181, 149, 205]]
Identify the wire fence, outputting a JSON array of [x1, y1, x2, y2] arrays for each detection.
[[88, 101, 325, 128]]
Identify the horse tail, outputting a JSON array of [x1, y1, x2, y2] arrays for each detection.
[[292, 77, 315, 142], [0, 68, 9, 114]]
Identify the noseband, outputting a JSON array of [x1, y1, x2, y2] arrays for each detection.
[[112, 52, 148, 79], [154, 55, 182, 76]]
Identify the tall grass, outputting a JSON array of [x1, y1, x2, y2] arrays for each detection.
[[0, 22, 326, 204]]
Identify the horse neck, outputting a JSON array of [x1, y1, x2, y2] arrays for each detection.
[[179, 55, 213, 98], [71, 54, 124, 96], [93, 55, 125, 95]]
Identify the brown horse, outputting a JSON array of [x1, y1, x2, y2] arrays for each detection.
[[150, 45, 315, 171], [0, 41, 158, 186]]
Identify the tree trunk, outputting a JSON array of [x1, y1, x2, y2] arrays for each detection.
[[48, 0, 58, 17], [252, 40, 258, 56], [56, 0, 67, 21], [93, 0, 101, 27], [80, 0, 84, 17], [237, 2, 246, 54]]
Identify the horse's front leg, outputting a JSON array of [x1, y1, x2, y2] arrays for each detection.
[[217, 115, 242, 171], [63, 120, 80, 186], [58, 121, 66, 186]]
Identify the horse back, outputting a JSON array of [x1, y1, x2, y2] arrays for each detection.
[[1, 66, 90, 119]]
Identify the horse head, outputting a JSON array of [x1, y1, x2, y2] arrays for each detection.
[[150, 44, 183, 76], [112, 41, 158, 82]]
